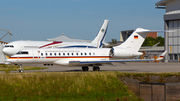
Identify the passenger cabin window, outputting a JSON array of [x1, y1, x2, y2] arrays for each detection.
[[54, 53, 56, 56], [59, 53, 61, 56], [16, 51, 28, 54], [67, 53, 69, 56], [50, 53, 52, 56], [85, 53, 87, 55], [41, 53, 43, 56], [76, 53, 78, 55], [72, 53, 73, 55], [63, 53, 65, 56], [81, 53, 83, 55], [46, 53, 48, 56], [89, 53, 91, 55]]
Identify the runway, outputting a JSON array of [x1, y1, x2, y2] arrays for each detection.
[[7, 62, 180, 73]]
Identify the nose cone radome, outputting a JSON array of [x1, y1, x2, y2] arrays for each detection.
[[2, 48, 13, 56]]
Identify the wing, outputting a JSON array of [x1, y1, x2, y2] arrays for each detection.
[[69, 59, 154, 65]]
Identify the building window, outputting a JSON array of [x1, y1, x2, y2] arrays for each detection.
[[174, 54, 178, 60], [169, 54, 173, 60]]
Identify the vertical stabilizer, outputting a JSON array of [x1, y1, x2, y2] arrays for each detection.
[[115, 28, 150, 51], [91, 20, 109, 48]]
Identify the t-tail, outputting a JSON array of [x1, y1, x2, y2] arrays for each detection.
[[91, 19, 109, 48], [114, 28, 165, 52]]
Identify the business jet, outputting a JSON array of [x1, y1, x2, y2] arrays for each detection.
[[3, 20, 109, 56], [7, 28, 167, 72]]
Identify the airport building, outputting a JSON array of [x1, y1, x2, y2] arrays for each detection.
[[156, 0, 180, 62]]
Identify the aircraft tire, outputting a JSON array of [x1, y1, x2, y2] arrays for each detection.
[[19, 69, 23, 73], [82, 66, 89, 71], [93, 66, 100, 71]]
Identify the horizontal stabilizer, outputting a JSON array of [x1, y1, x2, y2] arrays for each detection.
[[156, 51, 167, 61]]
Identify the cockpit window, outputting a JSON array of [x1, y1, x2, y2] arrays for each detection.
[[5, 45, 14, 48], [16, 51, 28, 54]]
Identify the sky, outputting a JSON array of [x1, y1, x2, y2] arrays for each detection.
[[0, 0, 165, 43]]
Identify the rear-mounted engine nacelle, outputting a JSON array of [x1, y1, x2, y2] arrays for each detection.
[[112, 47, 143, 59]]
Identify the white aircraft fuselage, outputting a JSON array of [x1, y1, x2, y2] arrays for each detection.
[[3, 41, 99, 56], [3, 20, 109, 56], [7, 48, 142, 66]]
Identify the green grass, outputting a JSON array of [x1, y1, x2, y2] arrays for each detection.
[[0, 64, 48, 72], [0, 72, 142, 101], [1, 71, 179, 100]]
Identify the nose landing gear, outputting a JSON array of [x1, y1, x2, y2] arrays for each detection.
[[19, 64, 24, 73]]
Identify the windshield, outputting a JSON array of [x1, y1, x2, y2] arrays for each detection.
[[4, 45, 14, 48], [16, 51, 28, 54]]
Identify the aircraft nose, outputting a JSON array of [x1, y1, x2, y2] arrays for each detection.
[[2, 48, 12, 56]]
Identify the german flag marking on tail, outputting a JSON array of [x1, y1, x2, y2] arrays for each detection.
[[134, 35, 138, 39]]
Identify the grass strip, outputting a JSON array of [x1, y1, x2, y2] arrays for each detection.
[[0, 64, 48, 72], [0, 72, 142, 101]]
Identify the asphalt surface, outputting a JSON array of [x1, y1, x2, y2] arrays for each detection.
[[5, 62, 180, 73]]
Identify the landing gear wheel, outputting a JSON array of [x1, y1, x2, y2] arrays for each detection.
[[82, 66, 89, 71], [19, 64, 24, 73], [93, 66, 100, 71], [19, 69, 24, 73]]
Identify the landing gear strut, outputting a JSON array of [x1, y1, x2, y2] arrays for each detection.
[[82, 66, 89, 71], [93, 66, 100, 71], [19, 64, 24, 73]]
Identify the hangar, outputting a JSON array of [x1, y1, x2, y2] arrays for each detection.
[[156, 0, 180, 62]]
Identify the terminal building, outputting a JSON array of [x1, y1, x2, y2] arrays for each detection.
[[156, 0, 180, 62]]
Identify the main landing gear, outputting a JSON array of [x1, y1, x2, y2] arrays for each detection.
[[19, 64, 24, 73], [82, 66, 100, 71], [93, 66, 100, 71]]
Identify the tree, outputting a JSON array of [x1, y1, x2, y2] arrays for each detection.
[[111, 39, 117, 44], [142, 36, 164, 46]]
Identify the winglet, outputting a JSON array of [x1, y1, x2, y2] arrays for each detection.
[[156, 51, 167, 61]]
